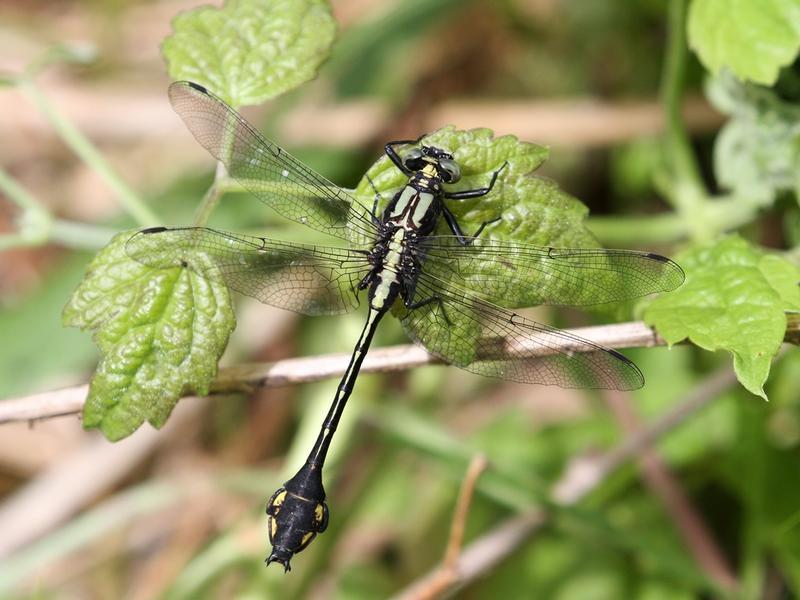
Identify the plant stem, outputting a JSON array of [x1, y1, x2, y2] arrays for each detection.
[[659, 0, 711, 241], [588, 212, 689, 246], [192, 163, 228, 226], [0, 167, 120, 251], [5, 319, 800, 425], [588, 196, 758, 246], [0, 168, 40, 212], [19, 79, 159, 228], [0, 233, 37, 251], [191, 102, 241, 227], [0, 167, 52, 247], [50, 220, 118, 250]]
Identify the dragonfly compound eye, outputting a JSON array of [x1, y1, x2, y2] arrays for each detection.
[[438, 158, 461, 183], [403, 148, 425, 171]]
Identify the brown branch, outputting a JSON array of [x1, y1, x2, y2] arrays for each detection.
[[4, 319, 799, 426], [604, 390, 737, 590], [410, 455, 489, 600], [423, 95, 723, 149], [0, 398, 207, 558], [390, 365, 739, 599], [0, 320, 667, 424], [2, 83, 720, 150]]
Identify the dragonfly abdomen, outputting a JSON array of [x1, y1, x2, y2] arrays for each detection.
[[369, 228, 405, 311]]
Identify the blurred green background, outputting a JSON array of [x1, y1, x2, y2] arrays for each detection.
[[1, 0, 799, 598]]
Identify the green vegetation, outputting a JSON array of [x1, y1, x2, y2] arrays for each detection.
[[1, 0, 800, 597], [63, 232, 236, 440]]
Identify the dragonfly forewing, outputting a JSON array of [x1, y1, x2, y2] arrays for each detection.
[[127, 227, 371, 316], [169, 81, 378, 246], [420, 236, 684, 308]]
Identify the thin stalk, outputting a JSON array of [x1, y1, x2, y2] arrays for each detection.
[[19, 79, 159, 227], [659, 0, 711, 241], [192, 103, 238, 227], [0, 168, 52, 248], [192, 163, 228, 226], [588, 196, 758, 246], [0, 167, 41, 213], [0, 233, 38, 251], [8, 318, 800, 425], [0, 168, 119, 251], [588, 212, 688, 246], [50, 219, 118, 250]]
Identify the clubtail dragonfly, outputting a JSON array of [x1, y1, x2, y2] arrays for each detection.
[[127, 81, 684, 571]]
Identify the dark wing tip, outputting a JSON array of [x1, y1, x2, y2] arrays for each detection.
[[186, 81, 208, 94], [645, 252, 670, 263], [643, 252, 686, 291], [606, 348, 645, 390], [168, 81, 213, 103], [138, 226, 168, 234], [169, 80, 208, 94]]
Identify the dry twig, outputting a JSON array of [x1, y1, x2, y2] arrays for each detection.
[[390, 366, 739, 599], [604, 390, 737, 591], [4, 319, 798, 427], [0, 399, 207, 558], [1, 321, 666, 424], [411, 455, 489, 600]]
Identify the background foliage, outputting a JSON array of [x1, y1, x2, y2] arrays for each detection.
[[1, 0, 799, 598]]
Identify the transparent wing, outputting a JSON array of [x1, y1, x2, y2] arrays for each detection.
[[169, 81, 378, 245], [420, 237, 684, 308], [399, 272, 645, 390], [127, 227, 372, 316]]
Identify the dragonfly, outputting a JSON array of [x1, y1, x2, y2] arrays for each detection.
[[127, 81, 684, 572]]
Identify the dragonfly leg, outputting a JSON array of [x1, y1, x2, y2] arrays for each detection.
[[470, 216, 502, 238], [444, 160, 509, 200], [365, 173, 382, 224], [441, 205, 499, 246], [358, 271, 372, 290], [385, 135, 427, 175], [405, 294, 452, 326]]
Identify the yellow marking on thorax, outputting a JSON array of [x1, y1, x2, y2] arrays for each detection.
[[410, 192, 434, 227], [390, 186, 416, 218]]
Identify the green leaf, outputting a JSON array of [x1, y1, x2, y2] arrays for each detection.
[[162, 0, 336, 107], [688, 0, 800, 85], [643, 235, 800, 399], [354, 126, 594, 247], [355, 126, 599, 365], [707, 71, 800, 205], [63, 232, 235, 441]]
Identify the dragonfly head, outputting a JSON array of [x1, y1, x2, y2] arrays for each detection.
[[403, 145, 462, 183]]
